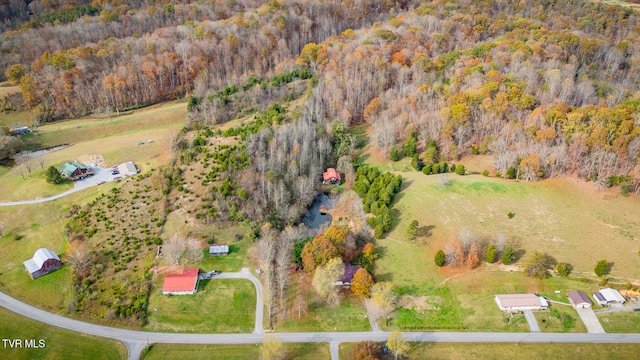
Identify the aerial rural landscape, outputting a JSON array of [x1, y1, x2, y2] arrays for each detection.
[[0, 0, 639, 359]]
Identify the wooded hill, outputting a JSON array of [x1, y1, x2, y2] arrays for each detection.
[[2, 0, 640, 191]]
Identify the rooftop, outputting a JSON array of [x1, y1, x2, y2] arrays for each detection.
[[23, 248, 60, 273], [495, 294, 544, 308], [567, 290, 592, 305], [162, 268, 199, 293]]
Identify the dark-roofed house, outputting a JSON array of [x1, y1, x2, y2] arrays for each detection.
[[60, 161, 93, 181], [567, 290, 592, 308], [495, 294, 549, 313], [23, 248, 61, 279], [335, 263, 360, 287], [593, 288, 626, 306], [162, 268, 200, 295], [323, 168, 341, 185], [209, 245, 229, 256]]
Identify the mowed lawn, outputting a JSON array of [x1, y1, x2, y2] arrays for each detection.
[[372, 157, 640, 282], [599, 310, 640, 333], [340, 342, 640, 360], [446, 270, 595, 332], [143, 343, 329, 360], [146, 278, 255, 333], [0, 190, 106, 310], [0, 306, 126, 360], [0, 101, 185, 202]]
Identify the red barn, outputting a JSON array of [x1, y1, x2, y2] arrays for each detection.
[[323, 168, 341, 185], [162, 268, 200, 295], [23, 248, 62, 280]]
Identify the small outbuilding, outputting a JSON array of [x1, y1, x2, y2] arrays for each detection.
[[335, 263, 360, 287], [567, 290, 593, 308], [117, 161, 139, 177], [162, 268, 200, 295], [495, 294, 549, 313], [593, 288, 626, 306], [23, 248, 62, 279], [322, 168, 341, 185], [61, 161, 93, 181], [209, 245, 229, 256], [11, 126, 31, 136]]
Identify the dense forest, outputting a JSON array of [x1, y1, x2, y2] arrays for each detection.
[[3, 0, 639, 191]]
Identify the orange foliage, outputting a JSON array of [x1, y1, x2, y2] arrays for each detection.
[[351, 268, 374, 298]]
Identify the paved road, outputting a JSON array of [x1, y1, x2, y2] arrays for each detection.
[[0, 166, 118, 207], [523, 310, 541, 332], [215, 268, 264, 334], [2, 290, 640, 360], [330, 341, 339, 360]]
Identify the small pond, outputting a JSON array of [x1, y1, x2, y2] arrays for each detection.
[[302, 192, 340, 229]]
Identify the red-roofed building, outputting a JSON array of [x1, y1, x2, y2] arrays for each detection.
[[323, 168, 341, 185], [162, 268, 200, 295]]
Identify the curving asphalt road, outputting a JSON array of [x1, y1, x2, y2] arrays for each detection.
[[1, 283, 640, 360], [215, 268, 264, 334]]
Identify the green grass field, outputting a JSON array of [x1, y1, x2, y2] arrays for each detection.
[[146, 279, 255, 333], [0, 306, 126, 360], [599, 311, 640, 332], [371, 156, 640, 282], [0, 189, 109, 310], [340, 342, 640, 360], [142, 342, 329, 360]]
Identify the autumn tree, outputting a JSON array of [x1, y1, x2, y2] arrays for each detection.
[[357, 242, 377, 272], [386, 330, 410, 360], [363, 97, 383, 123], [301, 225, 348, 271], [354, 341, 381, 360], [5, 64, 26, 85], [466, 242, 479, 269], [371, 282, 397, 321], [312, 257, 343, 305], [260, 334, 284, 360], [351, 268, 374, 298], [524, 252, 555, 279]]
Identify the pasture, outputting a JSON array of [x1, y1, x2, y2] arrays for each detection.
[[370, 155, 640, 282], [0, 190, 106, 310]]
